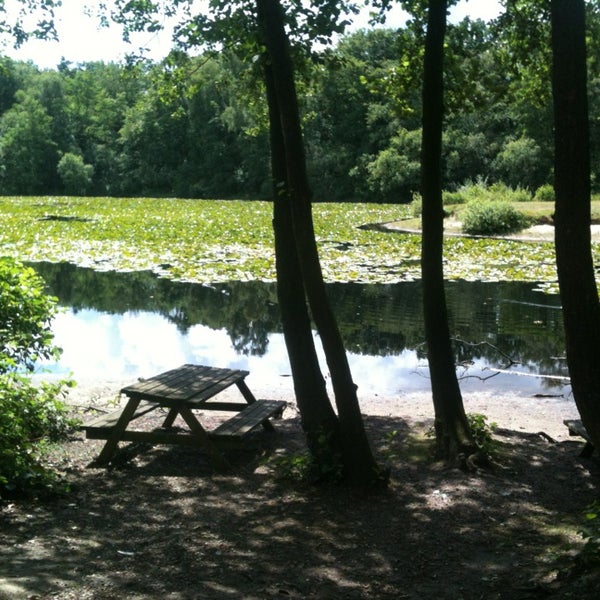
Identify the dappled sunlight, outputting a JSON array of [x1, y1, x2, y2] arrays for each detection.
[[2, 413, 598, 599]]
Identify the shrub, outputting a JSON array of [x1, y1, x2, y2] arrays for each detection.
[[467, 413, 497, 456], [0, 258, 60, 372], [579, 500, 600, 566], [442, 190, 465, 205], [445, 180, 531, 205], [0, 258, 75, 498], [461, 201, 531, 235], [489, 182, 531, 202], [409, 192, 422, 217], [0, 374, 75, 497], [491, 136, 549, 191], [533, 183, 555, 202], [57, 152, 94, 195]]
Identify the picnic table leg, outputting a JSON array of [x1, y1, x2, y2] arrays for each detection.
[[161, 408, 180, 428], [177, 407, 231, 470], [235, 380, 275, 432], [580, 441, 595, 458], [93, 397, 142, 466]]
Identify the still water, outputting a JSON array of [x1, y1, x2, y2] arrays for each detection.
[[31, 262, 570, 398]]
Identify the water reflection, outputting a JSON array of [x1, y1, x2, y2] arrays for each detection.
[[31, 262, 570, 397]]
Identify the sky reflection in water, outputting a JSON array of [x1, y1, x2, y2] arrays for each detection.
[[46, 306, 570, 399], [32, 262, 571, 399]]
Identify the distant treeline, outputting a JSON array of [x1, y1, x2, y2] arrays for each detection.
[[1, 16, 599, 201]]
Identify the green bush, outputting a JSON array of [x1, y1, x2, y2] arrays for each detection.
[[492, 136, 549, 191], [533, 183, 555, 202], [409, 192, 422, 217], [580, 500, 600, 565], [57, 152, 94, 195], [442, 190, 466, 205], [445, 180, 531, 206], [467, 413, 497, 456], [0, 374, 75, 496], [0, 257, 75, 498], [450, 179, 490, 204], [461, 201, 531, 235], [489, 182, 531, 202]]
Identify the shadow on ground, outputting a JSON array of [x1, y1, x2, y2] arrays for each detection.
[[1, 415, 599, 599]]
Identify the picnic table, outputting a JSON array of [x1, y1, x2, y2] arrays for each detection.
[[564, 419, 595, 457], [82, 364, 286, 468]]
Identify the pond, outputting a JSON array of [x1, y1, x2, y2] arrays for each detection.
[[31, 261, 571, 398]]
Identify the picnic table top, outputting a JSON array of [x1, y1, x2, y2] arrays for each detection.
[[120, 364, 250, 405]]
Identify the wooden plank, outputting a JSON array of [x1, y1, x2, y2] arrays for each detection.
[[93, 397, 143, 466], [199, 402, 249, 412], [212, 400, 286, 438], [120, 364, 249, 405], [82, 400, 159, 434]]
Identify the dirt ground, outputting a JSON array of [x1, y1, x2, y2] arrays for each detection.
[[1, 376, 599, 600]]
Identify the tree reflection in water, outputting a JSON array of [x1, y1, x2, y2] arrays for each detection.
[[30, 262, 569, 395]]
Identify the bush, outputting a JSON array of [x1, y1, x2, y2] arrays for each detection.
[[444, 180, 531, 206], [0, 258, 75, 498], [467, 413, 497, 456], [57, 152, 94, 195], [579, 500, 600, 566], [442, 190, 466, 205], [409, 192, 422, 217], [0, 374, 75, 497], [533, 183, 555, 202], [461, 201, 531, 235], [491, 136, 549, 191], [489, 182, 531, 202]]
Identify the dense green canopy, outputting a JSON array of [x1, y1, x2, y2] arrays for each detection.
[[1, 10, 599, 200]]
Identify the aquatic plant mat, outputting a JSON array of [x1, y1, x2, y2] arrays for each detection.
[[1, 196, 592, 288]]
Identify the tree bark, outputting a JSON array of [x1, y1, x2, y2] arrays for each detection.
[[551, 0, 600, 451], [420, 0, 477, 461], [262, 59, 342, 465], [256, 0, 384, 486]]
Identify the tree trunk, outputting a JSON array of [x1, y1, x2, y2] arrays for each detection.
[[262, 60, 342, 465], [420, 0, 477, 461], [551, 0, 600, 451], [256, 0, 385, 487]]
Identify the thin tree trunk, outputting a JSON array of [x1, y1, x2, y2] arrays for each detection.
[[551, 0, 600, 451], [421, 0, 476, 461], [262, 60, 342, 464], [256, 0, 384, 486]]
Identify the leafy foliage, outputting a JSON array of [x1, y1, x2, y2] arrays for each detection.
[[533, 183, 555, 202], [57, 152, 94, 195], [0, 8, 600, 198], [265, 429, 343, 483], [579, 500, 600, 565], [0, 195, 574, 285], [425, 412, 497, 458], [0, 257, 61, 372], [0, 257, 75, 498], [0, 373, 75, 498], [491, 136, 549, 191], [461, 201, 532, 236], [466, 413, 497, 456], [448, 180, 531, 205]]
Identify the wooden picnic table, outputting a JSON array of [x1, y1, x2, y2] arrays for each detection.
[[564, 419, 595, 457], [82, 364, 286, 468]]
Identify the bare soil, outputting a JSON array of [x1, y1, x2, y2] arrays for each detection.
[[1, 379, 599, 600], [383, 220, 600, 242]]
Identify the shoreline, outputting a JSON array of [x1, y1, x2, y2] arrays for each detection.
[[63, 373, 581, 443]]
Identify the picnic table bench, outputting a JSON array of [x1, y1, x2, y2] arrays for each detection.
[[82, 364, 286, 468], [563, 419, 595, 457]]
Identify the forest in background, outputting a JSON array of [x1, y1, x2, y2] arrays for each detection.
[[1, 12, 599, 202]]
